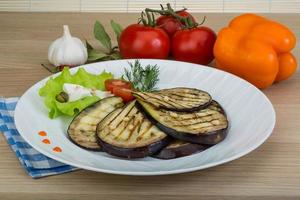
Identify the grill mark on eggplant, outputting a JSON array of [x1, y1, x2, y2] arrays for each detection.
[[168, 116, 224, 127], [97, 107, 123, 133], [135, 93, 186, 107], [141, 126, 156, 140], [129, 117, 148, 142], [67, 96, 123, 151], [156, 91, 203, 100], [137, 92, 196, 109], [157, 93, 210, 103], [136, 120, 153, 141], [160, 109, 217, 120], [105, 101, 136, 135], [163, 112, 224, 126], [97, 102, 168, 150], [158, 93, 209, 104], [123, 115, 143, 142], [154, 94, 195, 109], [134, 92, 185, 109], [158, 88, 210, 98], [126, 116, 149, 144], [133, 93, 170, 108], [162, 111, 214, 121], [136, 100, 228, 145], [145, 93, 189, 109], [143, 93, 192, 110], [161, 109, 227, 133], [134, 87, 212, 112], [114, 108, 139, 140], [162, 95, 210, 107]]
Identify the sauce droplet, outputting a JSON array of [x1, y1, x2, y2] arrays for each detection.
[[53, 147, 62, 152], [42, 139, 51, 144], [38, 131, 47, 136]]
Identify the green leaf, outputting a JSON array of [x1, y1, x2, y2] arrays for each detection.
[[110, 20, 123, 41], [41, 63, 60, 74], [39, 67, 113, 118], [94, 21, 112, 51], [88, 49, 108, 61], [119, 75, 126, 81], [86, 40, 94, 51], [109, 51, 122, 60]]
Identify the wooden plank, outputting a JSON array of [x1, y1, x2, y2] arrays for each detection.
[[0, 13, 299, 200]]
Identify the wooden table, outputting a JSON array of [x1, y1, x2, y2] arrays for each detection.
[[0, 12, 299, 200]]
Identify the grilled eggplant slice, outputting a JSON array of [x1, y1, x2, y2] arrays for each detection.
[[133, 87, 212, 112], [68, 96, 124, 150], [97, 101, 169, 158], [154, 139, 208, 159], [137, 100, 228, 145]]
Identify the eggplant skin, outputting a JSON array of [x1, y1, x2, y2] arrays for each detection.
[[164, 127, 227, 145], [152, 117, 228, 145], [153, 141, 209, 159], [97, 136, 170, 159], [136, 101, 228, 145]]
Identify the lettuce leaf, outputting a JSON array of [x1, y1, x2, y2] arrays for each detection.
[[39, 67, 113, 119]]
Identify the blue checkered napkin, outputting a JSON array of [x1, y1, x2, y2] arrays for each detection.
[[0, 97, 78, 178]]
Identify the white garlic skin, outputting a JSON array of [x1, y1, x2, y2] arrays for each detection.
[[48, 25, 87, 67]]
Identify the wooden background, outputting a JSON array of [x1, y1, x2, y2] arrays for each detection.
[[0, 0, 300, 12], [0, 12, 299, 200]]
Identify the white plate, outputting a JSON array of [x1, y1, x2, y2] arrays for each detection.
[[14, 59, 275, 175]]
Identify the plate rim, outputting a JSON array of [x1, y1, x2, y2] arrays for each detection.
[[14, 59, 276, 175]]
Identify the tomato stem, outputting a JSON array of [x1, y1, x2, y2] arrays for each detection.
[[145, 3, 198, 29], [140, 10, 156, 27], [145, 10, 152, 26], [160, 4, 164, 10], [198, 16, 206, 26], [140, 11, 148, 26]]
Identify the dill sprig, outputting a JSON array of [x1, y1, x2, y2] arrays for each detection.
[[124, 60, 160, 92]]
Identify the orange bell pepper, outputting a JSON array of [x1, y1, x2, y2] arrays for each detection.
[[214, 14, 297, 89]]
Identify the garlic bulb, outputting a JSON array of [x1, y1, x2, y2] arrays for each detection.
[[48, 25, 87, 67]]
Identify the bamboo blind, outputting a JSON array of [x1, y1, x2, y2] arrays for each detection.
[[0, 0, 299, 12]]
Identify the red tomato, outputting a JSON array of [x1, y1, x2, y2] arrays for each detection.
[[119, 24, 170, 59], [156, 11, 195, 38], [105, 79, 132, 93], [105, 79, 134, 102], [113, 87, 135, 103], [172, 27, 216, 65]]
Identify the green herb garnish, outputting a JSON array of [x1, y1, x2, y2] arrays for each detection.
[[124, 60, 160, 92]]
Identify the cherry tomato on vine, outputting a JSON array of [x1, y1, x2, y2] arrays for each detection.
[[119, 24, 170, 59], [172, 26, 217, 65], [156, 11, 195, 38]]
